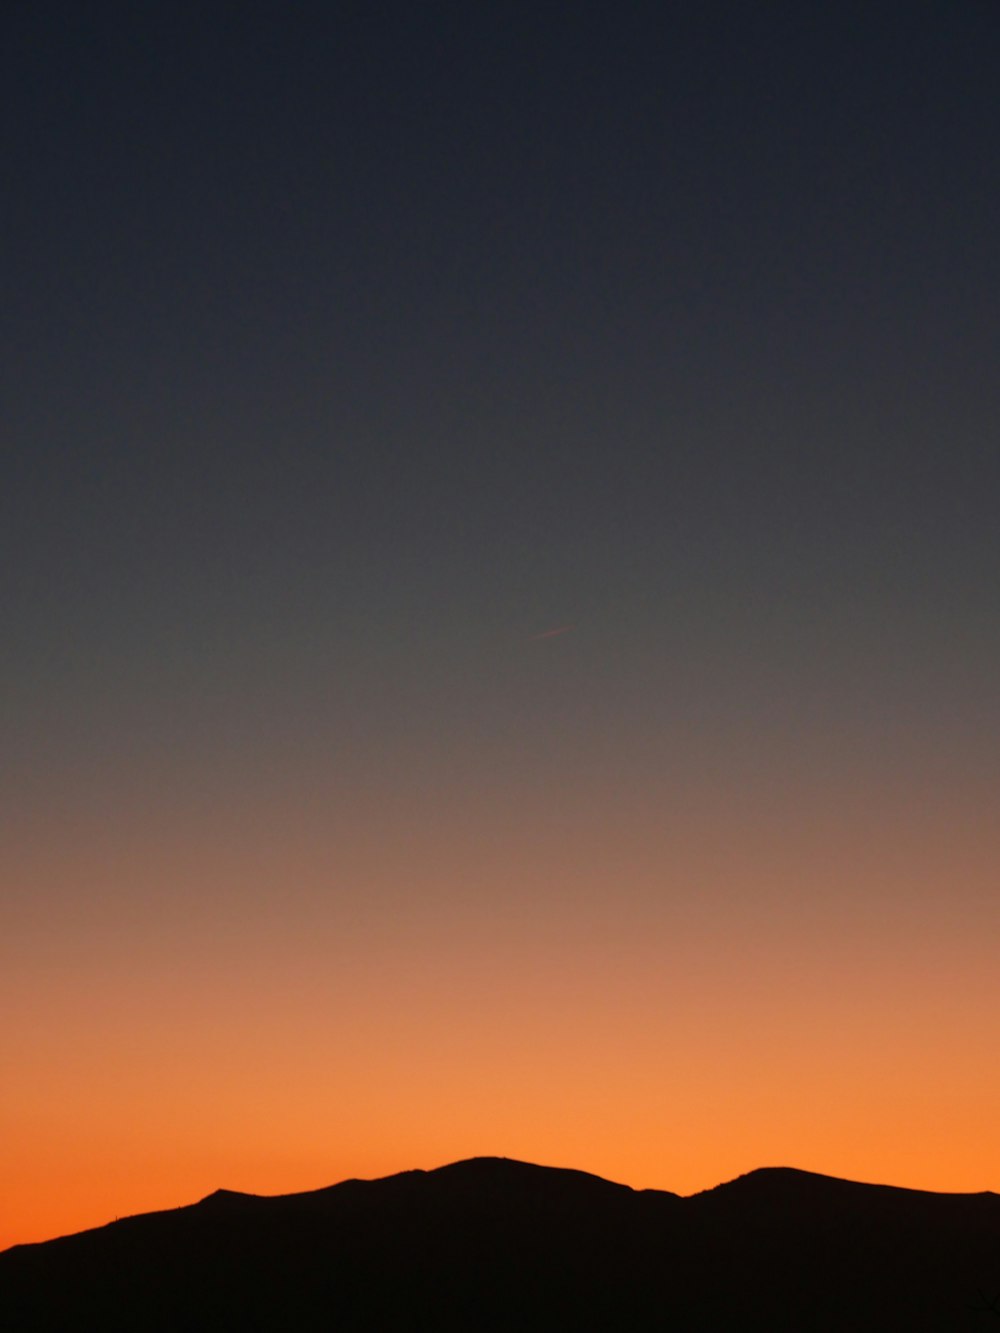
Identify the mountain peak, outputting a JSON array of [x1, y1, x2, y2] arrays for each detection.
[[197, 1187, 257, 1206]]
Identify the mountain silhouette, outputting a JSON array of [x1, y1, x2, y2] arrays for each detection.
[[2, 1157, 998, 1330]]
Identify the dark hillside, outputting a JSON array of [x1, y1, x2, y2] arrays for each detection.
[[1, 1158, 998, 1330]]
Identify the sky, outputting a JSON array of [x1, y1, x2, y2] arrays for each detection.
[[3, 0, 999, 1249]]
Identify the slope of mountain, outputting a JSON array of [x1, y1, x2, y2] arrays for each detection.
[[1, 1157, 998, 1330]]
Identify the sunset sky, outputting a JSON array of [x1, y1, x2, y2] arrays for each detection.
[[3, 1, 999, 1250]]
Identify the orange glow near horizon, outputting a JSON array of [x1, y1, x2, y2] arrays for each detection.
[[4, 742, 998, 1251]]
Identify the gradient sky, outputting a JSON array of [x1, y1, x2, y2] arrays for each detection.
[[3, 1, 999, 1249]]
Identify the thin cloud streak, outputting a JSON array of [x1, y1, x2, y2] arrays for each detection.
[[529, 625, 576, 640]]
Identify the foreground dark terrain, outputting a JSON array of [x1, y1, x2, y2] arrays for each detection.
[[2, 1157, 998, 1330]]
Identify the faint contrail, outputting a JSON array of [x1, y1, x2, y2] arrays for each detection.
[[529, 624, 575, 640]]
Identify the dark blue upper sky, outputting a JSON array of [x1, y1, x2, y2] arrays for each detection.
[[4, 0, 999, 810]]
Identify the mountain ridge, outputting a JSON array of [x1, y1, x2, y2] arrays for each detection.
[[2, 1155, 999, 1330], [18, 1154, 979, 1253]]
